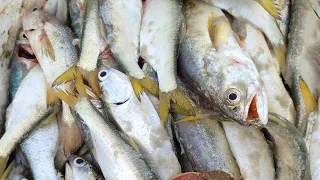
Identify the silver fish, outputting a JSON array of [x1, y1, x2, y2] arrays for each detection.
[[174, 118, 241, 180], [285, 0, 320, 136], [179, 0, 268, 126], [263, 113, 311, 180], [99, 66, 181, 180]]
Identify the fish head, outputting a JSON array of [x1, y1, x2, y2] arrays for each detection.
[[15, 30, 38, 71], [98, 66, 133, 107], [22, 9, 46, 37], [66, 156, 94, 179], [216, 60, 268, 126]]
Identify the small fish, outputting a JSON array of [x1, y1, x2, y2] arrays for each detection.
[[263, 113, 311, 179], [23, 9, 83, 154], [222, 121, 275, 180], [201, 0, 286, 75], [174, 118, 241, 180], [99, 66, 181, 180], [99, 0, 159, 101], [53, 70, 157, 179], [285, 0, 320, 136], [68, 0, 87, 38], [0, 65, 57, 158], [65, 156, 98, 180], [179, 0, 268, 126], [232, 20, 295, 124], [20, 115, 59, 180]]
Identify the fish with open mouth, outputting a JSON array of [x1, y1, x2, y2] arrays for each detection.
[[22, 8, 83, 154], [232, 20, 295, 124], [179, 0, 268, 126], [9, 29, 38, 102], [98, 66, 181, 179], [285, 0, 320, 136]]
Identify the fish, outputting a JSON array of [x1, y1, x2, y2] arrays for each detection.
[[22, 9, 83, 154], [170, 171, 235, 180], [53, 0, 105, 97], [174, 118, 241, 180], [139, 0, 196, 123], [9, 30, 38, 102], [5, 162, 31, 180], [308, 104, 320, 179], [98, 0, 159, 100], [54, 70, 157, 179], [179, 0, 268, 126], [262, 113, 311, 180], [43, 0, 58, 16], [68, 0, 87, 38], [285, 0, 320, 136], [65, 156, 97, 180], [56, 0, 68, 24], [0, 65, 57, 158], [222, 121, 275, 180], [232, 20, 295, 124], [201, 0, 286, 75], [99, 66, 181, 179], [20, 115, 59, 180]]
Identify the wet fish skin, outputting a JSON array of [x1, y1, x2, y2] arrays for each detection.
[[179, 0, 267, 126], [74, 99, 157, 180], [222, 121, 275, 180], [20, 115, 59, 180], [68, 0, 87, 38], [285, 0, 320, 136], [174, 118, 241, 180], [65, 156, 96, 180], [99, 66, 181, 180], [232, 20, 295, 124], [263, 113, 311, 180], [6, 163, 31, 180]]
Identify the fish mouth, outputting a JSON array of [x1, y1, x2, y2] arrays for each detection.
[[242, 90, 268, 127], [112, 95, 131, 105], [18, 44, 36, 60]]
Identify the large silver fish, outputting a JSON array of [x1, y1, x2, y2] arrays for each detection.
[[174, 118, 241, 180], [232, 20, 295, 124], [179, 0, 268, 126], [263, 113, 310, 179], [99, 66, 181, 179], [285, 0, 320, 136], [20, 115, 59, 180], [99, 0, 159, 100]]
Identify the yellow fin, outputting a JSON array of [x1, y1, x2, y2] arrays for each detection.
[[0, 158, 14, 180], [47, 85, 58, 106], [129, 77, 144, 101], [52, 65, 77, 87], [255, 0, 280, 19], [80, 69, 100, 97], [300, 79, 318, 116], [39, 29, 55, 61], [177, 114, 207, 123], [138, 76, 159, 96], [208, 13, 231, 48], [273, 45, 287, 76], [0, 157, 9, 179], [159, 92, 170, 125]]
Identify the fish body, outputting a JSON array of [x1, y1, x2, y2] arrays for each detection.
[[56, 0, 68, 24], [179, 0, 267, 126], [43, 0, 58, 16], [0, 65, 49, 158], [274, 0, 291, 37], [68, 0, 87, 38], [174, 118, 241, 180], [74, 98, 157, 180], [222, 122, 275, 180], [202, 0, 284, 46], [286, 0, 320, 135], [20, 116, 59, 180], [99, 0, 143, 79], [264, 113, 311, 180], [232, 20, 295, 124], [99, 67, 181, 180], [309, 110, 320, 179], [140, 0, 182, 93]]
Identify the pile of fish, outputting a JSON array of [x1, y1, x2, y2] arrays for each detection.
[[0, 0, 319, 179]]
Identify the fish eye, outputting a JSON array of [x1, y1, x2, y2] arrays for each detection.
[[74, 157, 86, 167], [226, 88, 241, 106], [98, 70, 109, 81], [32, 8, 38, 12]]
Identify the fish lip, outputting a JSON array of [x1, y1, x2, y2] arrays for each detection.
[[242, 90, 258, 126], [112, 95, 131, 105]]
